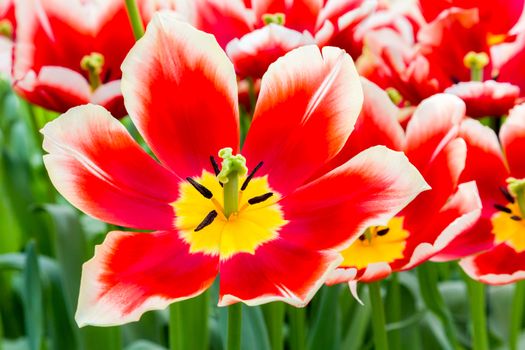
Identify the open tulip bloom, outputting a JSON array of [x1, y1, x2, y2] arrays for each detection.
[[40, 12, 429, 326], [323, 81, 482, 289], [436, 104, 525, 285]]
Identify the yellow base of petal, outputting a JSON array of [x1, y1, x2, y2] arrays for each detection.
[[492, 203, 525, 252], [339, 217, 409, 270], [172, 171, 287, 260]]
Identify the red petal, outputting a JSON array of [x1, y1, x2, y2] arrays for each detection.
[[403, 181, 482, 264], [218, 239, 341, 307], [280, 146, 429, 251], [460, 244, 525, 285], [122, 13, 240, 178], [242, 45, 362, 195], [500, 104, 525, 178], [76, 230, 218, 326], [252, 0, 322, 33], [419, 0, 524, 35], [444, 81, 519, 118], [91, 80, 127, 119], [226, 24, 315, 79], [318, 77, 405, 176], [42, 104, 180, 230], [493, 33, 525, 96], [192, 0, 254, 48], [458, 119, 509, 198], [13, 67, 91, 113], [417, 8, 491, 85]]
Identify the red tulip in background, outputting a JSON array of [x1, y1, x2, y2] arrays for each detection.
[[430, 104, 525, 285], [359, 0, 524, 117], [187, 0, 377, 79], [323, 80, 481, 289], [40, 13, 428, 326], [11, 0, 176, 117]]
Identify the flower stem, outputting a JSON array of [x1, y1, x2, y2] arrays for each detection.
[[263, 302, 284, 350], [124, 0, 144, 40], [417, 263, 461, 350], [169, 303, 183, 350], [386, 273, 402, 349], [368, 281, 389, 350], [510, 281, 525, 350], [227, 304, 243, 350], [463, 272, 489, 350], [288, 307, 306, 350]]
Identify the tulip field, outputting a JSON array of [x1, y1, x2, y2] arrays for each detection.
[[2, 0, 525, 349]]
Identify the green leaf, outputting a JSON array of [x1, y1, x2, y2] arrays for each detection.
[[22, 242, 43, 350], [307, 285, 342, 350]]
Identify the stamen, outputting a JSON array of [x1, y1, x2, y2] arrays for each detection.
[[186, 177, 213, 199], [494, 203, 512, 213], [376, 228, 390, 236], [194, 210, 218, 231], [210, 156, 223, 187], [358, 234, 366, 241], [511, 215, 522, 221], [210, 156, 221, 176], [248, 192, 274, 205], [241, 161, 263, 191], [499, 186, 515, 203]]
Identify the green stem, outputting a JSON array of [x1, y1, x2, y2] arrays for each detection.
[[169, 303, 183, 350], [263, 302, 284, 350], [0, 309, 3, 350], [288, 307, 306, 350], [227, 304, 242, 350], [510, 281, 525, 350], [386, 274, 402, 349], [417, 263, 461, 350], [368, 282, 389, 350], [124, 0, 145, 40], [463, 273, 489, 350]]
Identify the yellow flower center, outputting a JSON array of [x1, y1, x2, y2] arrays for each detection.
[[172, 171, 288, 260], [339, 217, 409, 270], [492, 202, 525, 252]]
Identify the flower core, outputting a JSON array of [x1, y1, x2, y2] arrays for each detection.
[[172, 168, 288, 260], [339, 217, 409, 269]]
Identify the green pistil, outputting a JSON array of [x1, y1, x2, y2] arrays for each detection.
[[262, 13, 286, 26], [80, 52, 105, 91], [508, 178, 525, 218], [0, 19, 13, 39], [463, 51, 489, 82], [218, 148, 247, 217], [386, 88, 402, 105]]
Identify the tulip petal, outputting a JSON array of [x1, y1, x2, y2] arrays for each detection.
[[42, 104, 180, 230], [226, 24, 315, 79], [460, 244, 525, 285], [252, 0, 322, 32], [192, 0, 254, 48], [318, 77, 405, 176], [218, 239, 342, 307], [458, 119, 509, 198], [76, 230, 218, 326], [242, 45, 363, 195], [500, 104, 525, 178], [279, 145, 429, 251], [122, 12, 240, 178], [14, 67, 91, 112]]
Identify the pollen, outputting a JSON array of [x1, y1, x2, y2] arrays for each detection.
[[171, 171, 288, 260], [339, 217, 409, 270]]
